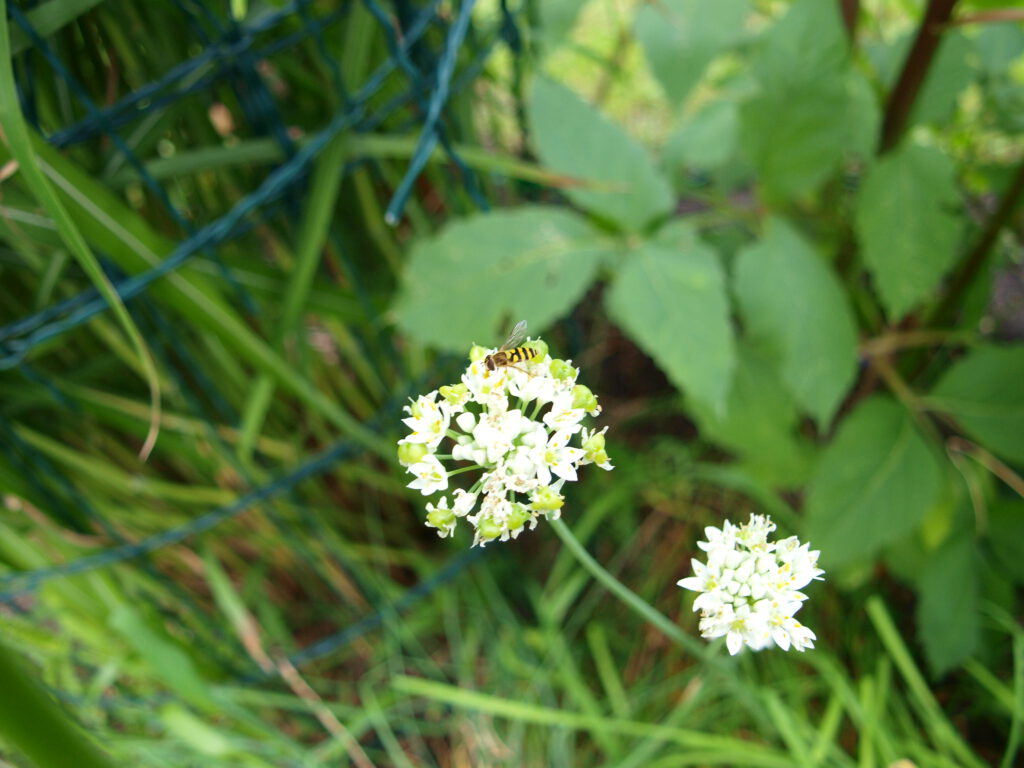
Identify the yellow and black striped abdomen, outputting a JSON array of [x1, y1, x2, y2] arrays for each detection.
[[505, 346, 537, 364]]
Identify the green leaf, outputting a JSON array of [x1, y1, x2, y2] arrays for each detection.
[[737, 0, 853, 201], [393, 207, 608, 351], [855, 143, 963, 320], [689, 342, 812, 488], [929, 345, 1024, 465], [749, 0, 847, 86], [739, 81, 850, 202], [917, 530, 980, 676], [844, 70, 882, 159], [529, 78, 674, 232], [988, 500, 1024, 584], [732, 218, 858, 428], [663, 99, 739, 173], [635, 0, 750, 107], [806, 397, 944, 569], [911, 31, 974, 126], [606, 222, 734, 414], [870, 31, 975, 129]]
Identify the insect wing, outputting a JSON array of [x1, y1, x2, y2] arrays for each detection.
[[499, 319, 528, 351]]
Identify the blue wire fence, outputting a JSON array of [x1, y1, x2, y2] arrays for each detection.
[[1, 0, 521, 698]]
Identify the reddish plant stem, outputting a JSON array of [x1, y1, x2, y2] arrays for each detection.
[[878, 0, 960, 154], [930, 158, 1024, 326], [839, 0, 860, 40]]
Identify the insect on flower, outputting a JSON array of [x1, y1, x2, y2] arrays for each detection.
[[484, 319, 539, 374], [398, 321, 613, 546]]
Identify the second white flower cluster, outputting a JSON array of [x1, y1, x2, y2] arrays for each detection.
[[678, 514, 824, 655], [398, 339, 612, 546]]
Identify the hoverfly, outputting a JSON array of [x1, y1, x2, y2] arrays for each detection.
[[484, 319, 538, 373]]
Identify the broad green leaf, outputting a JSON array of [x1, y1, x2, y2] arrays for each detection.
[[913, 32, 974, 126], [663, 99, 739, 173], [738, 0, 852, 201], [749, 0, 847, 86], [928, 345, 1024, 465], [739, 81, 850, 201], [988, 500, 1024, 584], [870, 31, 975, 129], [855, 143, 963, 319], [845, 70, 881, 159], [806, 397, 944, 568], [393, 207, 608, 351], [606, 222, 734, 414], [529, 78, 675, 232], [917, 530, 980, 676], [635, 0, 750, 108], [689, 342, 812, 488], [732, 218, 858, 428]]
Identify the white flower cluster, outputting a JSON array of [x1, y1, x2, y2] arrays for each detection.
[[398, 339, 612, 546], [678, 515, 824, 656]]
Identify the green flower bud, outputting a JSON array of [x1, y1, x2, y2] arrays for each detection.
[[592, 449, 609, 466], [439, 383, 469, 404], [476, 515, 503, 542], [507, 503, 531, 531], [550, 358, 577, 380], [530, 486, 564, 512], [572, 384, 598, 412], [528, 339, 548, 359], [398, 442, 428, 466], [426, 505, 456, 532], [582, 431, 605, 454], [469, 345, 488, 362]]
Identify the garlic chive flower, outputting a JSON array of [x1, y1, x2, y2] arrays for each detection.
[[398, 335, 612, 546], [678, 515, 824, 655]]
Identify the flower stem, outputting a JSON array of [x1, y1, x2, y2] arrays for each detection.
[[549, 517, 707, 658], [548, 518, 776, 732], [446, 464, 482, 477]]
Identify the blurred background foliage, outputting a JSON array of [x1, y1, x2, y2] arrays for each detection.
[[0, 0, 1023, 765]]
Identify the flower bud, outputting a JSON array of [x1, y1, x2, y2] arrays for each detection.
[[582, 431, 605, 455], [507, 502, 531, 531], [476, 515, 503, 542], [469, 345, 488, 362], [528, 339, 548, 359], [398, 442, 428, 466], [572, 384, 597, 412], [549, 359, 577, 380], [530, 486, 564, 512], [440, 383, 469, 404], [426, 504, 456, 535]]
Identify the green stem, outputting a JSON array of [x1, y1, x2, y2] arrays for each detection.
[[548, 517, 707, 657], [0, 640, 117, 768], [446, 464, 483, 478], [548, 518, 776, 735]]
